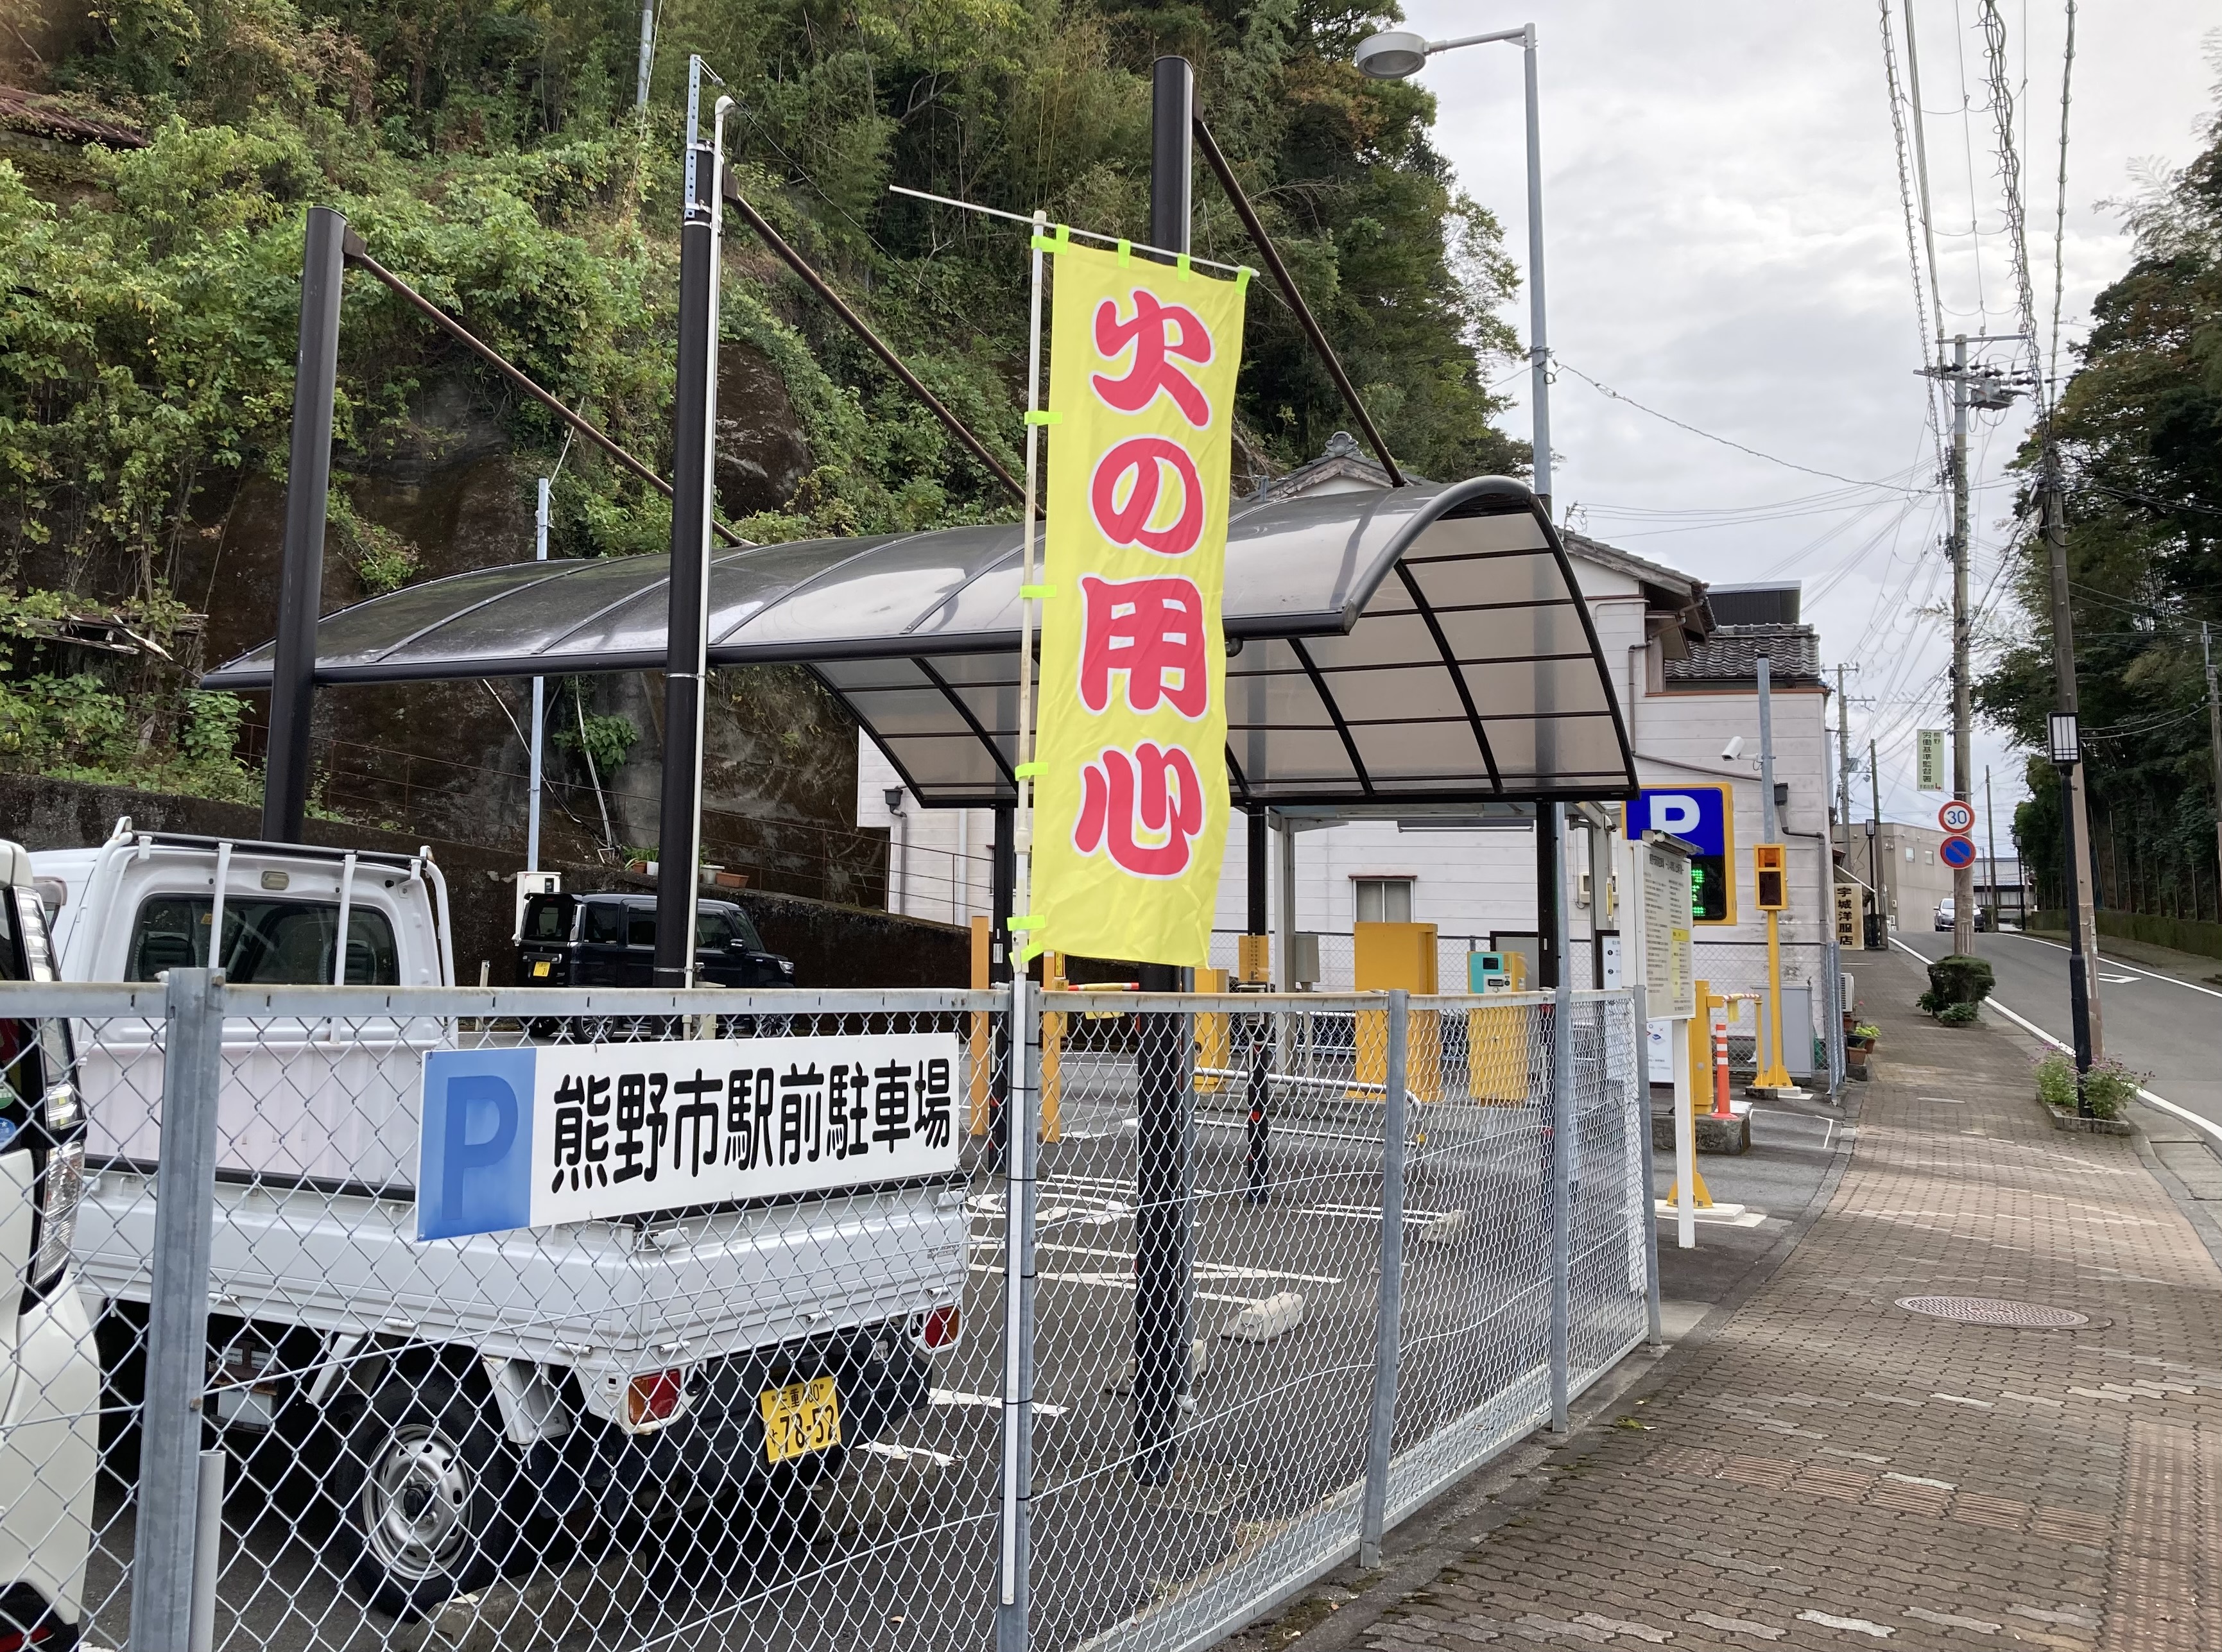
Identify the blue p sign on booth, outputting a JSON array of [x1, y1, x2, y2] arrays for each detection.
[[1624, 784, 1735, 924], [418, 1048, 535, 1241]]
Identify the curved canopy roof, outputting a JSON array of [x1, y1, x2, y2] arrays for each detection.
[[206, 477, 1635, 807]]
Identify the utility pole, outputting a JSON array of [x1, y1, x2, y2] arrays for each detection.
[[2044, 447, 2101, 1071], [2205, 621, 2222, 914], [1868, 737, 1884, 946], [1949, 334, 1975, 957], [1984, 765, 2000, 931], [1836, 664, 1854, 832]]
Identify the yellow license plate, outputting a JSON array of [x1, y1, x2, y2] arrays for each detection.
[[531, 960, 550, 977], [759, 1375, 841, 1464]]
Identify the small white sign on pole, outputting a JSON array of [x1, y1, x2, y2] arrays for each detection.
[[1641, 834, 1698, 1250], [1641, 836, 1696, 1020]]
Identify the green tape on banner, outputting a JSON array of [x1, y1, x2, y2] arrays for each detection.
[[1017, 585, 1056, 601], [1013, 760, 1046, 777], [1024, 410, 1062, 426], [1008, 915, 1042, 932]]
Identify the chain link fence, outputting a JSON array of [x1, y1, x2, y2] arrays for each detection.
[[0, 976, 1655, 1652]]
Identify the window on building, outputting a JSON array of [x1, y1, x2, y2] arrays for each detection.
[[1353, 877, 1415, 924]]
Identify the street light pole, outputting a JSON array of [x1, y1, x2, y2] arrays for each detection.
[[2043, 448, 2103, 1062], [1354, 23, 1550, 512]]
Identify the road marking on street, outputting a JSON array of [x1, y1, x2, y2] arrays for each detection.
[[2001, 1391, 2065, 1408], [2008, 931, 2222, 999], [1891, 937, 2222, 1149], [2097, 973, 2137, 984], [1916, 1096, 1966, 1105], [1929, 1393, 1995, 1409]]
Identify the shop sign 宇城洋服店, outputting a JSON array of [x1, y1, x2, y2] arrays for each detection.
[[415, 1032, 961, 1240]]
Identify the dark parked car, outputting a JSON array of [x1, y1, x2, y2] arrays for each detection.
[[517, 892, 795, 988]]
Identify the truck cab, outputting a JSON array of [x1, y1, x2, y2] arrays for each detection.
[[517, 893, 795, 988], [0, 842, 98, 1649]]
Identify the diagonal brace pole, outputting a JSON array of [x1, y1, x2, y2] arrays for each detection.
[[723, 177, 1026, 503], [343, 232, 750, 547], [1191, 116, 1408, 488]]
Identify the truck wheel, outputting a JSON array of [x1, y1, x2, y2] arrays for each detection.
[[329, 1372, 520, 1620]]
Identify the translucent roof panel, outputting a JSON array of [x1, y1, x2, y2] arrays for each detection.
[[206, 477, 1635, 805]]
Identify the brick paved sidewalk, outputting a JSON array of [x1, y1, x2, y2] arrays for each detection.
[[1238, 947, 2222, 1651]]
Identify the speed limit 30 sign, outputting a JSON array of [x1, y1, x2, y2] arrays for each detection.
[[1937, 800, 1976, 834]]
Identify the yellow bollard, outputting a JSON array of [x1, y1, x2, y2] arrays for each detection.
[[1194, 967, 1230, 1093], [969, 915, 993, 1138], [1668, 978, 1715, 1210], [1040, 951, 1064, 1144]]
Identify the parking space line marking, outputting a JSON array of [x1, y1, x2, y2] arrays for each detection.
[[931, 1388, 1067, 1418]]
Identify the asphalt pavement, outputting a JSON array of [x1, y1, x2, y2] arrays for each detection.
[[1887, 925, 2222, 1128]]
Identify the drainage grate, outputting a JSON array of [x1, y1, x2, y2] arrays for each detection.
[[1895, 1295, 2090, 1328]]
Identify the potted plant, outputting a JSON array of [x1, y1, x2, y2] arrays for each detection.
[[1845, 1022, 1879, 1080]]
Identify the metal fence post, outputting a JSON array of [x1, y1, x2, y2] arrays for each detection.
[[1358, 989, 1410, 1569], [1547, 805, 1575, 1434], [128, 967, 226, 1652], [1628, 983, 1662, 1348], [995, 981, 1038, 1652]]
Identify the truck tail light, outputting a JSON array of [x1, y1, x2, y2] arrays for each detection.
[[627, 1369, 685, 1425], [31, 1138, 83, 1292], [918, 1304, 960, 1352]]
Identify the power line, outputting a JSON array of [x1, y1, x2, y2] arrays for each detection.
[[1555, 361, 1931, 494], [2049, 1, 2076, 392], [1977, 1, 2045, 406]]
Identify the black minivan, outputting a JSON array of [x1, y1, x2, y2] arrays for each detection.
[[517, 892, 795, 988]]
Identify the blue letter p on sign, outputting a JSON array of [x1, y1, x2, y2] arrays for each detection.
[[418, 1048, 535, 1241]]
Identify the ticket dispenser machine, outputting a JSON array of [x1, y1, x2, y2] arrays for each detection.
[[1467, 947, 1534, 1103]]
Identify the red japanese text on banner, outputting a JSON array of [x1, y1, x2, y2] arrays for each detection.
[[1033, 244, 1248, 967]]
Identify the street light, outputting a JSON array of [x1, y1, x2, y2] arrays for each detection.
[[1353, 22, 1555, 513], [2047, 711, 2081, 768]]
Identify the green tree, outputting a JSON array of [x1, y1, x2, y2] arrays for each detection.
[[1978, 80, 2222, 922]]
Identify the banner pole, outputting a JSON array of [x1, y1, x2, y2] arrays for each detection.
[[995, 205, 1049, 1652]]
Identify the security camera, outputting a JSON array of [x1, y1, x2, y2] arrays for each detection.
[[1721, 736, 1745, 762]]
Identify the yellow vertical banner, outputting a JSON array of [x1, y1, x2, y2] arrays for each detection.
[[1033, 241, 1248, 967]]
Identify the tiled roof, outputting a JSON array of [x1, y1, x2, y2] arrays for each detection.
[[1663, 622, 1821, 685]]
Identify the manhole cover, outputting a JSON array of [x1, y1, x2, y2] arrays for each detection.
[[1895, 1295, 2090, 1328]]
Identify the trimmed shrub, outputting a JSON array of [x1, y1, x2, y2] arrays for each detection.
[[1920, 954, 1995, 1018]]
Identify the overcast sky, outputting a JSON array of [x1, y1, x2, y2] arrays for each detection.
[[1397, 0, 2216, 836]]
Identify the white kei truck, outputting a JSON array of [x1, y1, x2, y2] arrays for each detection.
[[0, 841, 99, 1651], [30, 820, 967, 1619]]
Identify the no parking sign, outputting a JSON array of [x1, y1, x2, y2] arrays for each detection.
[[1940, 834, 1977, 869]]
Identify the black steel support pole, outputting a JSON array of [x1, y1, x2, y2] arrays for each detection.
[[1134, 52, 1196, 1486], [989, 803, 1016, 1155], [1245, 804, 1270, 1203], [262, 206, 347, 843], [1535, 811, 1562, 990], [652, 135, 719, 988]]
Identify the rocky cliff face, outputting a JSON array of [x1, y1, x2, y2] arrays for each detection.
[[160, 343, 870, 893]]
